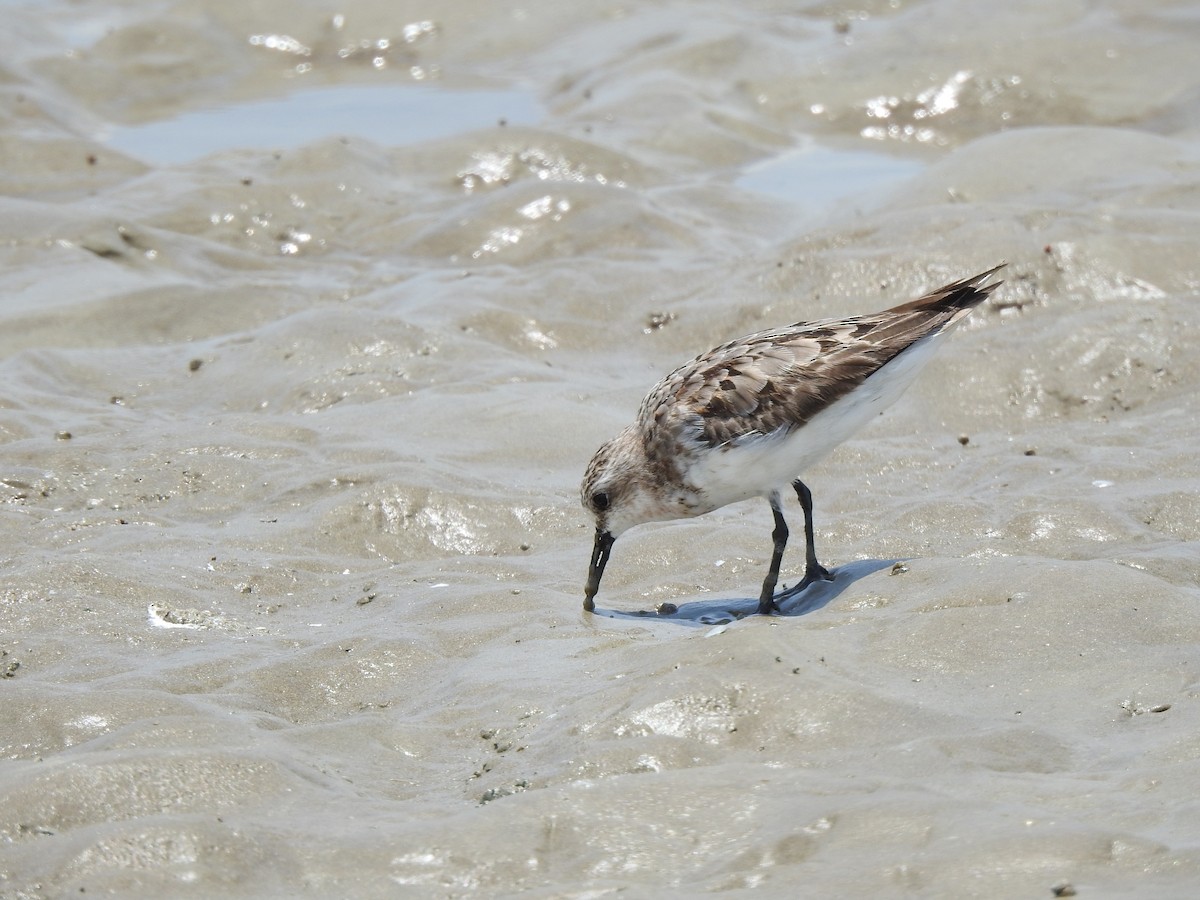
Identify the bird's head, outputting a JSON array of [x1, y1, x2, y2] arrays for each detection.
[[579, 425, 667, 610]]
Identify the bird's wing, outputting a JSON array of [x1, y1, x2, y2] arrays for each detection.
[[639, 266, 1003, 450], [639, 321, 892, 449]]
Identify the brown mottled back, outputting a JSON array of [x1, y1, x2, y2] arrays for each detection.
[[637, 266, 1003, 454]]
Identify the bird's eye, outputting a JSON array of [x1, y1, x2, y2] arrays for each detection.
[[591, 491, 610, 512]]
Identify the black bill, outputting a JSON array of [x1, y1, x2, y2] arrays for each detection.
[[583, 529, 615, 612]]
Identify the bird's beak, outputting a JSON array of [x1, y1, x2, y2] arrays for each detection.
[[583, 529, 615, 612]]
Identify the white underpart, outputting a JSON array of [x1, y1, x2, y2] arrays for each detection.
[[686, 331, 951, 513]]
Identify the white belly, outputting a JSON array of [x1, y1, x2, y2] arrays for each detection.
[[684, 332, 948, 512]]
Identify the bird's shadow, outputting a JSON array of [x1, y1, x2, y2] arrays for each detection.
[[591, 559, 899, 627]]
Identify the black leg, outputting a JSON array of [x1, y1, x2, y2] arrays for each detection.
[[790, 479, 832, 590], [756, 492, 788, 615]]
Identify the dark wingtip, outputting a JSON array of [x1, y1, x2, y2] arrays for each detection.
[[948, 263, 1007, 299], [970, 262, 1006, 295], [891, 263, 1007, 315]]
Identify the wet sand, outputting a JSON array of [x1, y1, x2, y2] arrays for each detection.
[[3, 1, 1200, 896]]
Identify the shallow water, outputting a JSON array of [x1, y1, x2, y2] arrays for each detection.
[[3, 1, 1200, 897], [104, 83, 543, 164]]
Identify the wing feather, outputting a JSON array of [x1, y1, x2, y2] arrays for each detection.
[[638, 266, 1003, 452]]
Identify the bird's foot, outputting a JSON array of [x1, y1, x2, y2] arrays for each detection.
[[776, 564, 835, 601], [808, 563, 834, 585], [755, 596, 779, 616]]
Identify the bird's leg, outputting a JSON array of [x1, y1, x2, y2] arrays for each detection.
[[757, 492, 788, 615], [788, 479, 832, 592]]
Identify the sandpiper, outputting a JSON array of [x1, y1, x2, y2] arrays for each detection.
[[581, 265, 1004, 615]]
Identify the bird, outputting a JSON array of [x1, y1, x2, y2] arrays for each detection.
[[580, 264, 1004, 616]]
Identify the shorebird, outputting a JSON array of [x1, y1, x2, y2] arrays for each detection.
[[581, 265, 1003, 615]]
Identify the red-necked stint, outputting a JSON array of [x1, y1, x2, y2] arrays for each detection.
[[581, 265, 1004, 616]]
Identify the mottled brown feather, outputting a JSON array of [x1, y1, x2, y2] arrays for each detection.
[[638, 266, 1003, 454]]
